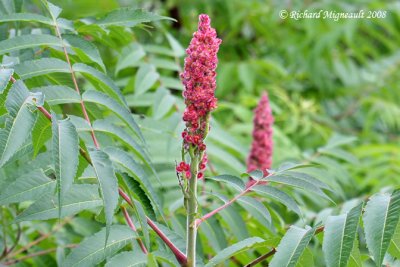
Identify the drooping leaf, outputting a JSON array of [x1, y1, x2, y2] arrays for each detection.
[[208, 174, 245, 191], [63, 225, 137, 267], [82, 90, 144, 142], [237, 196, 272, 225], [115, 43, 146, 75], [14, 58, 69, 79], [165, 32, 185, 57], [152, 87, 175, 120], [63, 34, 106, 71], [267, 174, 331, 201], [89, 149, 119, 241], [95, 8, 175, 28], [73, 63, 126, 106], [0, 13, 53, 25], [204, 237, 265, 267], [134, 64, 159, 95], [15, 184, 102, 222], [51, 113, 79, 218], [105, 147, 162, 218], [270, 225, 317, 267], [0, 34, 62, 55], [0, 169, 55, 205], [363, 190, 400, 266], [0, 81, 38, 167], [92, 119, 149, 165], [252, 185, 301, 216], [323, 202, 363, 267], [32, 85, 80, 105]]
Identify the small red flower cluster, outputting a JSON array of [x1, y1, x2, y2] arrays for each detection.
[[247, 92, 274, 177], [176, 161, 191, 179], [197, 154, 208, 179], [180, 14, 221, 150]]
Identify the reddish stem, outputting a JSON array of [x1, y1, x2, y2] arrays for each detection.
[[122, 206, 148, 254], [147, 217, 187, 265], [119, 189, 187, 265], [51, 14, 100, 149], [37, 106, 51, 119]]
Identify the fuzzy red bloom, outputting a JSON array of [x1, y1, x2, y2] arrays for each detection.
[[180, 14, 221, 151], [247, 92, 274, 177]]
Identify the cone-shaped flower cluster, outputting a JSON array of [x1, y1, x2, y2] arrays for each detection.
[[180, 14, 222, 155], [247, 92, 274, 177]]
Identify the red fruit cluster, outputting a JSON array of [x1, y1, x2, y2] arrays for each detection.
[[247, 92, 274, 177], [176, 161, 191, 179], [180, 14, 221, 150]]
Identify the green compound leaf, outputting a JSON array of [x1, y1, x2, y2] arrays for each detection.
[[63, 225, 137, 267], [363, 190, 400, 266], [0, 169, 55, 205], [51, 113, 79, 218], [323, 202, 363, 267], [89, 149, 119, 242], [270, 225, 317, 267], [0, 81, 37, 167], [15, 184, 102, 222]]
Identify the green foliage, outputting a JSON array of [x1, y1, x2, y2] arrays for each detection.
[[0, 0, 398, 266], [323, 203, 363, 267]]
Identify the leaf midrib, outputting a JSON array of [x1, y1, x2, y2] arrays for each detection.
[[69, 237, 134, 267]]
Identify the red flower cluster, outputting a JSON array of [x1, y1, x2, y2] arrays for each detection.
[[247, 92, 274, 177], [176, 161, 191, 179], [197, 154, 208, 179], [180, 14, 221, 150]]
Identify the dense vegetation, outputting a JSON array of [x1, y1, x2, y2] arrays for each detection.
[[0, 0, 399, 266]]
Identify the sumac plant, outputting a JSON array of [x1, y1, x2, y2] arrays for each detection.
[[0, 1, 399, 267]]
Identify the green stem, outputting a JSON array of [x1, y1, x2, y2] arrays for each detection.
[[186, 153, 199, 267]]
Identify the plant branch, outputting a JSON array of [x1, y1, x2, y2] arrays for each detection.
[[6, 217, 73, 259], [186, 153, 199, 267], [3, 244, 77, 265], [119, 189, 187, 265], [10, 61, 185, 265], [121, 206, 148, 254], [244, 247, 276, 267], [48, 5, 100, 149], [195, 176, 265, 228]]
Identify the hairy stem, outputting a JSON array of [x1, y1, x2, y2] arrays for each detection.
[[186, 154, 199, 267]]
